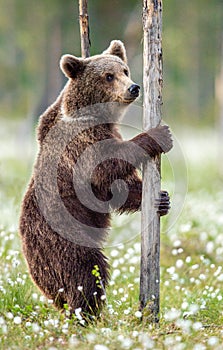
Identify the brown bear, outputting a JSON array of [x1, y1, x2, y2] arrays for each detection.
[[19, 40, 172, 319]]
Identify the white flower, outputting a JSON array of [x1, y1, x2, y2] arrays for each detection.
[[58, 288, 64, 293], [135, 311, 142, 318], [192, 322, 203, 331], [124, 309, 130, 315], [75, 307, 82, 314], [173, 239, 182, 247], [117, 334, 124, 341], [6, 312, 13, 320], [121, 338, 133, 348], [32, 323, 40, 333], [206, 241, 214, 254], [176, 259, 184, 268], [94, 345, 109, 350], [110, 249, 119, 257], [185, 256, 191, 263], [176, 319, 192, 334], [214, 266, 222, 276], [1, 325, 7, 334], [193, 344, 206, 350], [217, 273, 223, 282], [112, 269, 121, 279], [199, 274, 206, 280], [129, 256, 139, 264], [16, 277, 23, 284], [129, 266, 135, 273], [100, 295, 106, 301], [181, 301, 188, 310], [75, 308, 82, 321], [133, 242, 140, 252], [108, 307, 114, 315], [112, 260, 119, 268], [39, 295, 45, 302], [32, 293, 38, 300], [207, 336, 219, 346], [13, 316, 22, 325], [86, 333, 96, 342], [164, 309, 181, 321], [69, 334, 79, 346], [138, 333, 154, 349], [191, 264, 199, 270], [167, 266, 175, 274], [77, 286, 83, 292], [164, 336, 175, 346], [189, 304, 199, 314]]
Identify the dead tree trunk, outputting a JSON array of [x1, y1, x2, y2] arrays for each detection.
[[79, 0, 90, 58], [140, 0, 163, 324]]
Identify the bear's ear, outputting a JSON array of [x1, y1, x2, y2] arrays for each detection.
[[60, 55, 85, 79], [103, 40, 127, 64]]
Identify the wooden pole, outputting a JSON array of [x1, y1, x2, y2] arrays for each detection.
[[140, 0, 163, 323], [79, 0, 90, 58]]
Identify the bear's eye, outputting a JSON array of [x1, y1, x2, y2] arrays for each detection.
[[106, 73, 114, 82], [124, 69, 129, 77]]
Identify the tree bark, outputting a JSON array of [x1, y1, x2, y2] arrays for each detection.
[[79, 0, 90, 58], [140, 0, 163, 323]]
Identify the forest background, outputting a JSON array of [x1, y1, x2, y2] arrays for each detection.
[[1, 0, 223, 128]]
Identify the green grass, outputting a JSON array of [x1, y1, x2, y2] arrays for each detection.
[[0, 123, 223, 349]]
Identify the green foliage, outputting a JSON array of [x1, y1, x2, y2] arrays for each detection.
[[92, 265, 102, 289]]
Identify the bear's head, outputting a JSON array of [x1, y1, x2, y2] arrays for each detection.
[[60, 40, 140, 118]]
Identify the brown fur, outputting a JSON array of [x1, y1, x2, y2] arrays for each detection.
[[19, 40, 172, 318]]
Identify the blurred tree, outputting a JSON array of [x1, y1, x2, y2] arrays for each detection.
[[163, 0, 223, 125]]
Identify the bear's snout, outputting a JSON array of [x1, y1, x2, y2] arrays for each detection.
[[128, 84, 140, 98]]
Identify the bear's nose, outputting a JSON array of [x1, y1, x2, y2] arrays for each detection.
[[128, 84, 140, 97]]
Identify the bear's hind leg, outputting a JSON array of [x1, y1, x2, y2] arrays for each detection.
[[66, 247, 110, 319]]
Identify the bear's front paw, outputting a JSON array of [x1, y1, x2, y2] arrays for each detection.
[[147, 125, 173, 154], [155, 190, 171, 216]]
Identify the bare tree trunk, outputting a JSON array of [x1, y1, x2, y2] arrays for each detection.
[[48, 21, 63, 104], [140, 0, 163, 324], [35, 19, 63, 117], [79, 0, 91, 58]]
